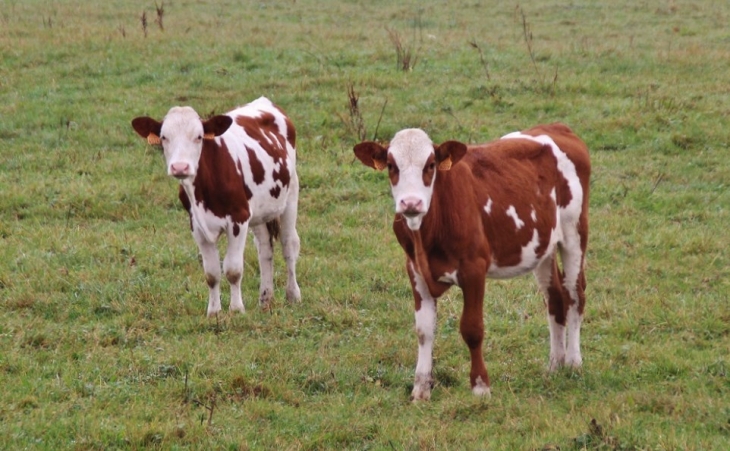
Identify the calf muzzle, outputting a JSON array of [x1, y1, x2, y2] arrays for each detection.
[[170, 162, 191, 179], [399, 197, 424, 217]]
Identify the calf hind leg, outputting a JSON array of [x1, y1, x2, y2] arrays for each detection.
[[533, 255, 568, 372], [279, 184, 301, 303], [252, 223, 275, 308], [559, 227, 586, 369]]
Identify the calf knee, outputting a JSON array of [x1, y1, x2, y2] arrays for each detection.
[[460, 324, 484, 350], [205, 273, 219, 288], [284, 237, 300, 260], [225, 270, 242, 285]]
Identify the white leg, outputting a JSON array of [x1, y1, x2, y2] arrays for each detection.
[[280, 175, 301, 303], [560, 226, 585, 368], [194, 230, 222, 318], [409, 262, 436, 401], [224, 222, 248, 313], [565, 304, 582, 368], [533, 255, 566, 372], [547, 312, 567, 372], [252, 224, 275, 308]]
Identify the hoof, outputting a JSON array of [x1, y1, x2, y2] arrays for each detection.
[[259, 291, 274, 309], [548, 356, 566, 373], [206, 310, 220, 318], [565, 355, 583, 369], [259, 298, 272, 312], [286, 286, 301, 303], [411, 373, 433, 401], [410, 387, 431, 402], [472, 376, 491, 397], [229, 304, 246, 314]]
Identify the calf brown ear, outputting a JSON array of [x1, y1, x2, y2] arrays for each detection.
[[435, 141, 467, 171], [131, 117, 163, 146], [354, 142, 388, 171], [203, 115, 233, 139]]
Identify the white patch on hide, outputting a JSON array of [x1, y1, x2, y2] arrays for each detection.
[[438, 270, 459, 285], [506, 205, 524, 230], [484, 197, 493, 215]]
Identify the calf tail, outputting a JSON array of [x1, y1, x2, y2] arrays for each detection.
[[266, 218, 281, 246]]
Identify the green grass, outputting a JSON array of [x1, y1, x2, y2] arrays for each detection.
[[1, 0, 729, 449]]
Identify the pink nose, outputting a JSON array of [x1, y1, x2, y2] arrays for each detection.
[[399, 197, 424, 216], [170, 162, 191, 178]]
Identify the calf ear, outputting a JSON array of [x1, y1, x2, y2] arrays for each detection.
[[434, 141, 467, 171], [131, 117, 163, 146], [203, 115, 233, 140], [353, 142, 388, 171]]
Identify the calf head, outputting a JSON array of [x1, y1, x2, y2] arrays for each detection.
[[132, 107, 233, 180], [354, 128, 467, 230]]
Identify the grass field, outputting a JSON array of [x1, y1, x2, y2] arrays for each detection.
[[1, 0, 729, 449]]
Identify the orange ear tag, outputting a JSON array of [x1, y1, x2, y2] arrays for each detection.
[[203, 133, 216, 140], [147, 134, 161, 146], [438, 158, 452, 171]]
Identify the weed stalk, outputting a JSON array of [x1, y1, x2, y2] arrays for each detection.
[[344, 83, 367, 142], [155, 2, 164, 31], [519, 7, 540, 78], [141, 11, 148, 38]]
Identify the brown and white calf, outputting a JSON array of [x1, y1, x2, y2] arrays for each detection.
[[354, 123, 590, 400], [132, 97, 301, 316]]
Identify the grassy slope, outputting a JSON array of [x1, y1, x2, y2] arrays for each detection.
[[1, 0, 728, 449]]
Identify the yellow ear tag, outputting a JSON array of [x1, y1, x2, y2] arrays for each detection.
[[147, 134, 161, 146], [203, 132, 216, 140], [438, 158, 452, 171], [373, 160, 387, 171]]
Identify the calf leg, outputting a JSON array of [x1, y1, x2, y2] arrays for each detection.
[[193, 230, 222, 318], [533, 255, 567, 371], [224, 222, 249, 313], [279, 178, 301, 303], [252, 224, 275, 308], [459, 267, 490, 396], [408, 261, 436, 401], [559, 225, 587, 369]]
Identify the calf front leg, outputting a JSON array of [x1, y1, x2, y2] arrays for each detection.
[[559, 226, 587, 369], [194, 230, 221, 318], [280, 179, 301, 303], [408, 261, 436, 401], [224, 222, 249, 313], [460, 277, 490, 396]]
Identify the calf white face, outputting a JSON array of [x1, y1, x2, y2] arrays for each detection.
[[132, 107, 232, 180], [354, 128, 467, 230]]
